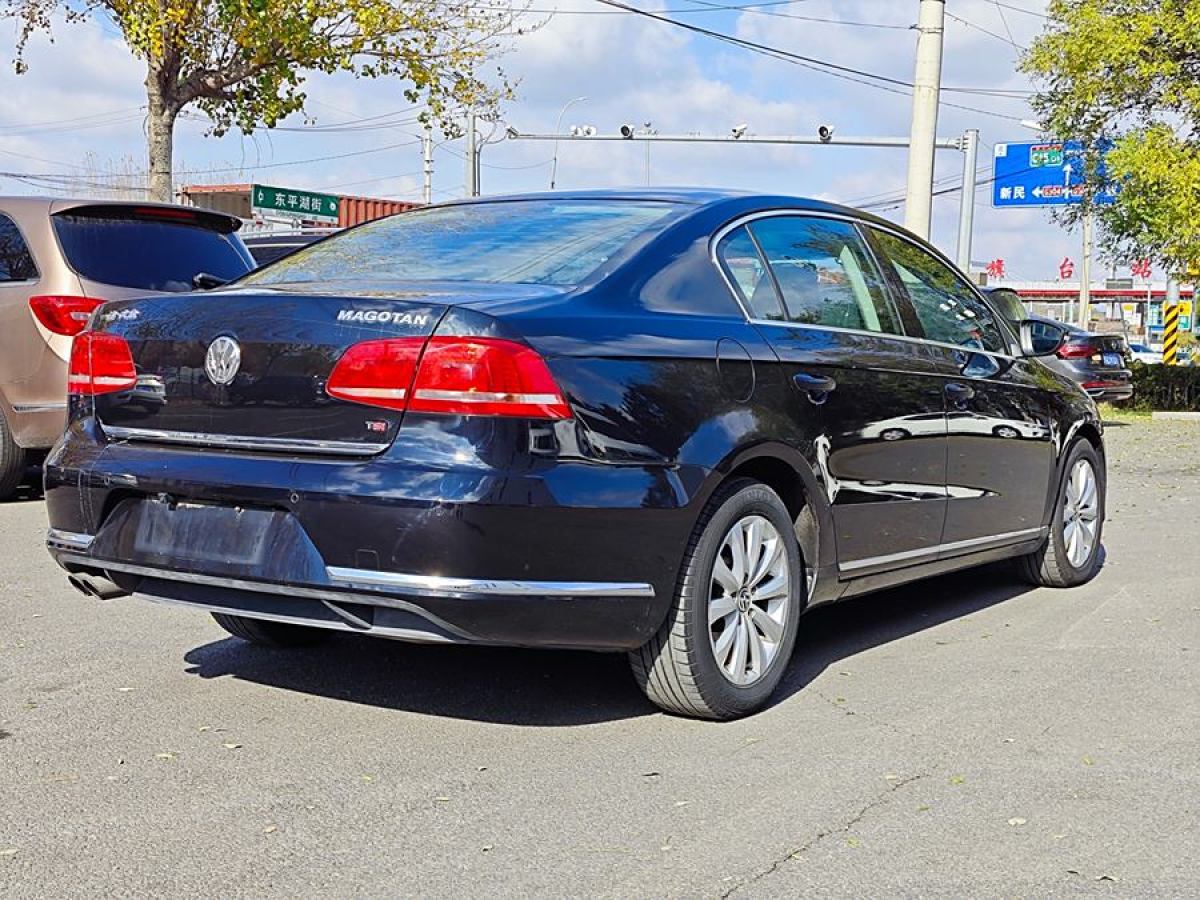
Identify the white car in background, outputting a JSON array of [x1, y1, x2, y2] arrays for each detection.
[[1128, 342, 1163, 365]]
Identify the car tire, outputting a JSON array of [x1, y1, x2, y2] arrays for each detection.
[[211, 613, 332, 648], [1018, 439, 1105, 588], [0, 413, 27, 501], [629, 478, 803, 720]]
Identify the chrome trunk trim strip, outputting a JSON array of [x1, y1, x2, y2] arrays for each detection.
[[100, 425, 388, 457]]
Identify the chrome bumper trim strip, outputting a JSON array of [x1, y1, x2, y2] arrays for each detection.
[[46, 529, 95, 551], [12, 402, 68, 413], [325, 566, 657, 598], [100, 425, 388, 457]]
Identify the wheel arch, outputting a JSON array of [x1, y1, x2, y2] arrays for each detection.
[[692, 441, 836, 591]]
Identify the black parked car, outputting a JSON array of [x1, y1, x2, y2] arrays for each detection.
[[987, 288, 1133, 403], [45, 191, 1105, 719]]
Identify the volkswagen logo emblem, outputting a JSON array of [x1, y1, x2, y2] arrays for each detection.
[[204, 336, 241, 386]]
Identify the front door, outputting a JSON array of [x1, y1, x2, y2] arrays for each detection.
[[865, 227, 1055, 548], [715, 214, 949, 573]]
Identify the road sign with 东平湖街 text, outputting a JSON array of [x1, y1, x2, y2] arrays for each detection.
[[251, 184, 340, 223], [992, 140, 1117, 208]]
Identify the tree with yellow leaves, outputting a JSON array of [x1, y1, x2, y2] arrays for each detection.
[[4, 0, 516, 200]]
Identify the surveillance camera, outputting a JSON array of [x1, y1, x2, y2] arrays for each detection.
[[731, 124, 748, 139], [505, 125, 519, 139], [620, 123, 636, 139], [583, 125, 597, 137], [818, 125, 834, 143]]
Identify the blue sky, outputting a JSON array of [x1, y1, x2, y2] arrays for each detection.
[[0, 0, 1104, 280]]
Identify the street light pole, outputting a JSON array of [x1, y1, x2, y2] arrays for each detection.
[[955, 128, 979, 273], [904, 0, 946, 241], [422, 124, 434, 205], [549, 96, 587, 190]]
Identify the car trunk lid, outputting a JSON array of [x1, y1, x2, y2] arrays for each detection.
[[92, 288, 449, 454]]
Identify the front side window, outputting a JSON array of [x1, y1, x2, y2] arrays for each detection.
[[870, 229, 1008, 353], [246, 199, 685, 288], [0, 214, 38, 282], [747, 216, 901, 334]]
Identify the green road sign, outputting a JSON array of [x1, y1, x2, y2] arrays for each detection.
[[251, 184, 340, 223]]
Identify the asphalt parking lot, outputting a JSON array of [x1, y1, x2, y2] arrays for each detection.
[[2, 416, 1197, 897]]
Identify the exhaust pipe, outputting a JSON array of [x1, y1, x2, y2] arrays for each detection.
[[67, 573, 130, 601]]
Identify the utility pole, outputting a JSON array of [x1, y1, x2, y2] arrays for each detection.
[[904, 0, 946, 241], [1079, 212, 1093, 328], [422, 125, 434, 205], [465, 111, 481, 198], [954, 128, 979, 272]]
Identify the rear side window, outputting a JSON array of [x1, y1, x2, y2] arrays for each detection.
[[0, 214, 38, 282], [716, 226, 784, 320], [870, 229, 1008, 353], [245, 199, 684, 287], [747, 216, 901, 334], [52, 209, 253, 292]]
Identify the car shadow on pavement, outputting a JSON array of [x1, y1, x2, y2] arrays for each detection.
[[770, 564, 1035, 710], [181, 562, 1044, 726]]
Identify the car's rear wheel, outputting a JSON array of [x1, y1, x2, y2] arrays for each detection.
[[630, 478, 803, 720], [211, 613, 332, 647], [0, 414, 27, 501], [1019, 439, 1104, 587]]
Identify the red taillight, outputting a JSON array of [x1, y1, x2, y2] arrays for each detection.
[[326, 338, 423, 411], [30, 295, 104, 336], [1056, 341, 1094, 359], [67, 332, 137, 396], [327, 336, 571, 420]]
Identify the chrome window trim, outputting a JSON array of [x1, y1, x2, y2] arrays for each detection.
[[838, 526, 1045, 574], [100, 424, 388, 457], [709, 208, 1021, 361]]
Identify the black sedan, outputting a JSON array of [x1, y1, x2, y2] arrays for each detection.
[[45, 190, 1106, 719]]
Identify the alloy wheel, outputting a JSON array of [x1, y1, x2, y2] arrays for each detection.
[[1062, 458, 1099, 567], [708, 514, 791, 686]]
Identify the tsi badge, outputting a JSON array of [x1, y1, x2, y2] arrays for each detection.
[[204, 335, 241, 386]]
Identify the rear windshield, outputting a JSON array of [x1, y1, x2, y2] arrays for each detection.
[[53, 209, 254, 292], [244, 199, 684, 288]]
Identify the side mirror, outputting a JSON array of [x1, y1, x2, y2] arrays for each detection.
[[1018, 319, 1066, 358]]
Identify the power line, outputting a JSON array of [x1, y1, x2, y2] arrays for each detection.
[[945, 10, 1026, 52], [589, 0, 1027, 121]]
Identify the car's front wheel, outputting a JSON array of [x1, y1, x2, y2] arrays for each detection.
[[211, 613, 332, 648], [1019, 439, 1105, 587], [630, 479, 803, 720]]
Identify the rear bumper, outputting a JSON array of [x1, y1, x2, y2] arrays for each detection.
[[49, 529, 659, 648], [1083, 382, 1134, 403], [1, 402, 67, 449], [44, 422, 694, 650]]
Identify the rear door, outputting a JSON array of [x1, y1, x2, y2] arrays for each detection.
[[717, 214, 949, 574], [865, 227, 1055, 548]]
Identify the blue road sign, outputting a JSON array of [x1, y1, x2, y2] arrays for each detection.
[[992, 140, 1117, 208]]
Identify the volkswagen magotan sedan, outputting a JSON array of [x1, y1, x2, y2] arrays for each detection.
[[44, 190, 1106, 719]]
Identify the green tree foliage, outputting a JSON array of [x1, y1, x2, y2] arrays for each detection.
[[1022, 0, 1200, 276], [3, 0, 516, 200]]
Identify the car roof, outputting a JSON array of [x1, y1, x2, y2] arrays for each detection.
[[435, 188, 914, 238]]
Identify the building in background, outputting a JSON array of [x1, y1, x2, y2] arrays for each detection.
[[996, 281, 1195, 345]]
